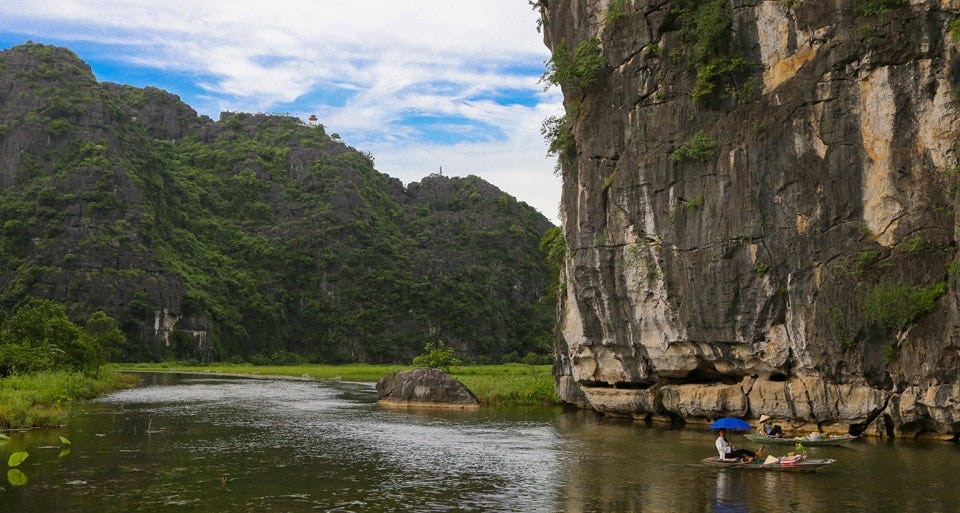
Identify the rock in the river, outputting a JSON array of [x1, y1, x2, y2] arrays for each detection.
[[376, 368, 480, 409]]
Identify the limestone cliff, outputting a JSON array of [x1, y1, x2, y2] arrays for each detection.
[[540, 0, 960, 438], [0, 43, 555, 364]]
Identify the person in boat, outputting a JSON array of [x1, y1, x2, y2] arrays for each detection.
[[716, 428, 761, 461], [757, 415, 783, 437]]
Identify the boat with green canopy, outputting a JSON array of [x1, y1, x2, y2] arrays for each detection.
[[742, 433, 857, 446]]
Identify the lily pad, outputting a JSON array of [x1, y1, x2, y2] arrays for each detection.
[[59, 436, 71, 446], [7, 469, 27, 486], [7, 451, 28, 468]]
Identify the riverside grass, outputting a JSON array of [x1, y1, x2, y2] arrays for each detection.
[[116, 362, 559, 406], [0, 371, 137, 430]]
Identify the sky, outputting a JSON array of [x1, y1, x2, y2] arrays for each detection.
[[0, 0, 563, 223]]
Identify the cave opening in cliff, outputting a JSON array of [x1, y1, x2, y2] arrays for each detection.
[[767, 372, 788, 382], [578, 380, 655, 390], [612, 381, 654, 390], [654, 367, 740, 386]]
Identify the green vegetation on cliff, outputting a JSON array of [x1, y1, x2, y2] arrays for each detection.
[[863, 282, 947, 331], [671, 129, 718, 162], [672, 0, 756, 106], [856, 0, 909, 17], [0, 43, 557, 365], [539, 226, 565, 300], [542, 37, 607, 94]]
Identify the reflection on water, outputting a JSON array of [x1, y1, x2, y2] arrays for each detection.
[[712, 472, 747, 513], [0, 372, 958, 512]]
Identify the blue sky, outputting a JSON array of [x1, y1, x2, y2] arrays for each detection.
[[0, 0, 563, 223]]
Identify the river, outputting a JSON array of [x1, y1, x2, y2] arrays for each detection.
[[0, 372, 958, 512]]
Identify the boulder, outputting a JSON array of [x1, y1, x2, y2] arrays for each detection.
[[376, 368, 480, 409]]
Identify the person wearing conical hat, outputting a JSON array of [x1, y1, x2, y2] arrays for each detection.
[[757, 414, 783, 437]]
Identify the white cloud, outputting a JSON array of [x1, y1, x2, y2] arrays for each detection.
[[0, 0, 563, 222]]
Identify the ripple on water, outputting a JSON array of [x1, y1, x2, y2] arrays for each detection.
[[18, 373, 960, 513], [92, 376, 564, 511]]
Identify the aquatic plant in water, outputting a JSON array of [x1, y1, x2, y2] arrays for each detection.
[[6, 450, 29, 487]]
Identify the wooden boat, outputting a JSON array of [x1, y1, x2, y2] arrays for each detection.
[[742, 433, 857, 446], [701, 456, 836, 472]]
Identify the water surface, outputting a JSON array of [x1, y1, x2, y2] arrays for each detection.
[[0, 372, 957, 512]]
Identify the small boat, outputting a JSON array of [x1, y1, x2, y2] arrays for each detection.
[[702, 456, 836, 472], [742, 433, 857, 446]]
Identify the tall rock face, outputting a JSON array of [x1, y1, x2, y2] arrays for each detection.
[[541, 0, 960, 437]]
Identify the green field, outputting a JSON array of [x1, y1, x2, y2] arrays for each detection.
[[0, 371, 138, 430], [115, 362, 559, 406]]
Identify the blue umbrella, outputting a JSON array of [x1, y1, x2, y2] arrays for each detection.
[[708, 417, 752, 431]]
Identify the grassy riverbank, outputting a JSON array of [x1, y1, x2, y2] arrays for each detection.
[[115, 362, 559, 406], [0, 371, 138, 430]]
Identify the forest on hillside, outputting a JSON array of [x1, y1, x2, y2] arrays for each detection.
[[0, 43, 557, 365]]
